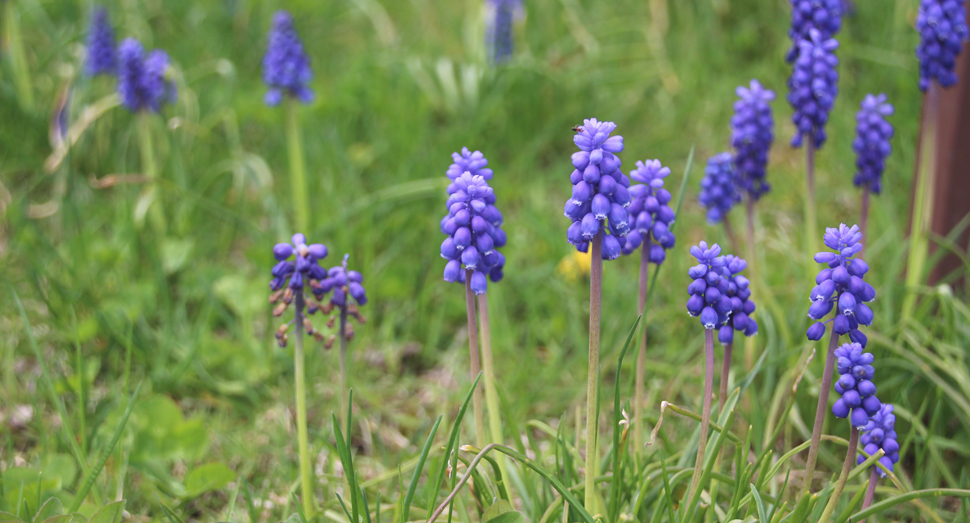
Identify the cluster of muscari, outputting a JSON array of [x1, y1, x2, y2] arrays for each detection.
[[85, 7, 116, 77], [487, 0, 519, 64], [788, 29, 840, 148], [262, 10, 314, 107], [447, 147, 494, 181], [731, 80, 775, 200], [686, 242, 734, 330], [117, 38, 176, 113], [269, 234, 330, 346], [312, 254, 368, 348], [717, 255, 758, 345], [916, 0, 969, 91], [698, 152, 740, 224], [564, 119, 631, 260], [857, 403, 900, 476], [440, 169, 507, 294], [785, 0, 843, 62], [852, 94, 894, 194], [621, 159, 676, 261], [832, 342, 882, 428], [806, 224, 875, 345]]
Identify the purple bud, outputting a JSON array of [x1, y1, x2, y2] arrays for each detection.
[[274, 243, 294, 260]]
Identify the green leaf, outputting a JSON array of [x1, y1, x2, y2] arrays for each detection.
[[183, 463, 235, 498], [0, 511, 24, 523], [402, 416, 442, 523], [86, 501, 123, 523], [749, 484, 767, 523], [38, 515, 71, 523], [849, 488, 970, 520], [282, 514, 301, 523], [484, 512, 526, 523], [31, 498, 63, 523], [482, 500, 513, 522]]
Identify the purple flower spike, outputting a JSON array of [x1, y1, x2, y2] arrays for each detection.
[[325, 254, 368, 307], [857, 404, 900, 476], [714, 255, 758, 346], [262, 11, 314, 106], [786, 0, 843, 63], [687, 242, 732, 330], [916, 0, 969, 91], [442, 151, 506, 294], [806, 224, 873, 343], [853, 94, 894, 194], [831, 342, 881, 429], [788, 29, 840, 149], [565, 119, 630, 260], [85, 7, 116, 77], [268, 234, 336, 347], [621, 159, 676, 261], [117, 38, 176, 113], [698, 152, 740, 224], [486, 0, 520, 64], [732, 80, 776, 200]]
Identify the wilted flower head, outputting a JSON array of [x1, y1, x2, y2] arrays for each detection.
[[621, 159, 676, 262], [268, 234, 329, 347], [857, 404, 900, 476], [117, 38, 176, 113], [853, 94, 894, 194], [85, 7, 116, 77], [832, 342, 882, 428], [441, 171, 507, 294], [698, 152, 740, 224], [564, 119, 630, 260], [486, 0, 520, 64], [786, 0, 843, 62], [916, 0, 969, 91], [447, 147, 494, 182], [731, 80, 775, 200], [686, 242, 733, 330], [806, 224, 875, 344], [788, 29, 840, 149], [716, 255, 758, 345], [262, 10, 313, 107]]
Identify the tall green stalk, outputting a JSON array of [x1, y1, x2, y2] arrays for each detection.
[[585, 232, 603, 512], [3, 1, 35, 110], [902, 83, 939, 323], [859, 468, 878, 523], [138, 113, 166, 232], [818, 427, 859, 523], [633, 240, 649, 451], [338, 302, 349, 430], [477, 292, 513, 500], [802, 329, 841, 497], [465, 270, 486, 448], [687, 329, 715, 505], [293, 290, 315, 518], [804, 140, 819, 277], [285, 98, 310, 233]]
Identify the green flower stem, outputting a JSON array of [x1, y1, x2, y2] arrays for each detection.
[[719, 342, 732, 414], [745, 198, 791, 355], [859, 468, 878, 523], [902, 82, 939, 323], [339, 303, 349, 430], [293, 290, 315, 518], [687, 329, 715, 506], [818, 426, 860, 523], [802, 329, 841, 496], [285, 97, 310, 233], [804, 139, 820, 279], [633, 239, 649, 451], [476, 292, 513, 500], [138, 113, 166, 232], [464, 270, 486, 448], [585, 231, 603, 512], [3, 1, 35, 110]]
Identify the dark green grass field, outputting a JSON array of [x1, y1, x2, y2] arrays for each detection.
[[2, 0, 970, 521]]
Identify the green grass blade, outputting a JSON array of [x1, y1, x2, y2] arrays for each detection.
[[659, 454, 677, 523], [607, 315, 641, 523], [242, 479, 259, 523], [850, 488, 970, 520], [402, 416, 442, 523], [427, 373, 482, 513], [750, 484, 768, 523]]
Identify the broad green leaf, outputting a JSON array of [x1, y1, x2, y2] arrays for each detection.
[[31, 498, 63, 523], [183, 463, 235, 498], [86, 502, 123, 523], [39, 515, 71, 523], [482, 500, 513, 522], [484, 512, 526, 523]]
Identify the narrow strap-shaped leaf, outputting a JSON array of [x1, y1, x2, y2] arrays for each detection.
[[403, 416, 442, 523]]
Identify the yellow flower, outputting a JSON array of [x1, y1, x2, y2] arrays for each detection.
[[557, 249, 592, 282]]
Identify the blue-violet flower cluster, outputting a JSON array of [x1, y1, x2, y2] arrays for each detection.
[[564, 119, 631, 260], [487, 0, 519, 64], [698, 152, 740, 224], [806, 224, 875, 345], [832, 342, 882, 428], [86, 7, 116, 77], [731, 80, 775, 200], [717, 255, 758, 345], [117, 38, 176, 113], [686, 242, 734, 330], [269, 234, 329, 346], [857, 404, 900, 476], [916, 0, 969, 91], [853, 94, 894, 194], [788, 29, 840, 148], [262, 10, 314, 106], [786, 0, 843, 62], [441, 170, 507, 294], [313, 254, 368, 347], [446, 147, 494, 182], [621, 159, 675, 261]]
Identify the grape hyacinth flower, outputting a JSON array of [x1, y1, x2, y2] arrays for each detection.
[[716, 255, 758, 346], [486, 0, 520, 64], [564, 118, 630, 261], [622, 159, 676, 259], [731, 80, 775, 200], [697, 152, 740, 225], [831, 342, 882, 428], [853, 94, 894, 195], [788, 29, 840, 149], [447, 147, 494, 182], [440, 172, 507, 293], [117, 38, 176, 113], [806, 224, 875, 345], [916, 0, 969, 91], [262, 10, 314, 106], [267, 233, 327, 518], [85, 7, 116, 77], [858, 404, 900, 476], [786, 0, 843, 62]]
